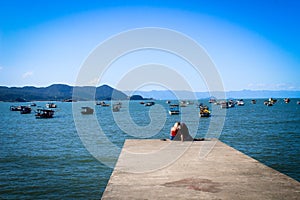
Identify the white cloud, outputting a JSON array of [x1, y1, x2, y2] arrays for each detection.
[[22, 71, 34, 79]]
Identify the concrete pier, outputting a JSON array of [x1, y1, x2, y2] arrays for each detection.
[[102, 139, 300, 199]]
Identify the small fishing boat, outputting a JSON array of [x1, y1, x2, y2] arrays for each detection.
[[180, 101, 187, 107], [199, 105, 210, 117], [228, 100, 235, 108], [63, 99, 77, 102], [208, 98, 216, 104], [112, 104, 121, 112], [46, 103, 57, 108], [187, 101, 194, 105], [169, 104, 180, 115], [297, 101, 300, 105], [20, 106, 31, 114], [269, 98, 277, 104], [220, 101, 229, 109], [251, 99, 256, 104], [35, 109, 54, 118], [10, 105, 23, 111], [81, 107, 94, 115], [264, 98, 276, 106], [284, 98, 290, 103], [115, 102, 122, 106], [236, 99, 245, 106], [96, 101, 110, 107], [145, 102, 155, 106]]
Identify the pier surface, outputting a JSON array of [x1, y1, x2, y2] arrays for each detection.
[[102, 139, 300, 199]]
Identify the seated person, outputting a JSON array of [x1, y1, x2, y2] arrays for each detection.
[[174, 122, 194, 141], [170, 122, 180, 140]]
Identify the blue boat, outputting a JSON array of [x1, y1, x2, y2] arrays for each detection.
[[169, 104, 180, 115]]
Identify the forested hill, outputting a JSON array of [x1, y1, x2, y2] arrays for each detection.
[[0, 84, 129, 102]]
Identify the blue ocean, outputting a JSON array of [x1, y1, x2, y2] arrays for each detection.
[[0, 99, 299, 199]]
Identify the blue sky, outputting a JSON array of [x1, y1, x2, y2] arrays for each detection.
[[0, 0, 299, 91]]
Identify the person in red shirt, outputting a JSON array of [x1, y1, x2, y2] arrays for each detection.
[[170, 122, 180, 140]]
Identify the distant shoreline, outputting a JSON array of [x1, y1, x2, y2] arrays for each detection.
[[1, 84, 300, 102]]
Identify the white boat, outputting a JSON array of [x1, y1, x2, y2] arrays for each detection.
[[180, 101, 187, 107], [145, 102, 155, 106], [46, 103, 57, 108], [236, 99, 245, 106]]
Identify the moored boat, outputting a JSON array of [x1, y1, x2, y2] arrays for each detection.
[[236, 99, 245, 106], [20, 106, 31, 114], [81, 107, 94, 114], [112, 104, 121, 112], [251, 99, 256, 104], [10, 105, 23, 111], [96, 101, 110, 107], [180, 101, 187, 107], [145, 102, 155, 106], [63, 99, 77, 102], [208, 98, 216, 104], [220, 101, 229, 109], [199, 105, 210, 117], [284, 98, 290, 103], [187, 101, 194, 105], [46, 103, 57, 108], [169, 104, 180, 115], [264, 98, 276, 106], [35, 109, 54, 118], [268, 98, 277, 104], [228, 100, 235, 108]]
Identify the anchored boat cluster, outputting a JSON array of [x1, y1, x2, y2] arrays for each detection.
[[10, 102, 56, 118]]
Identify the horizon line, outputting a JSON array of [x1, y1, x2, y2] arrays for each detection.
[[1, 83, 300, 93]]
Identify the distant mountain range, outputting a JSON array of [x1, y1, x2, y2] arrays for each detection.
[[0, 84, 128, 102], [1, 84, 299, 102], [127, 90, 300, 100]]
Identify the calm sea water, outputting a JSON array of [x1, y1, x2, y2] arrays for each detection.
[[0, 99, 299, 199]]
